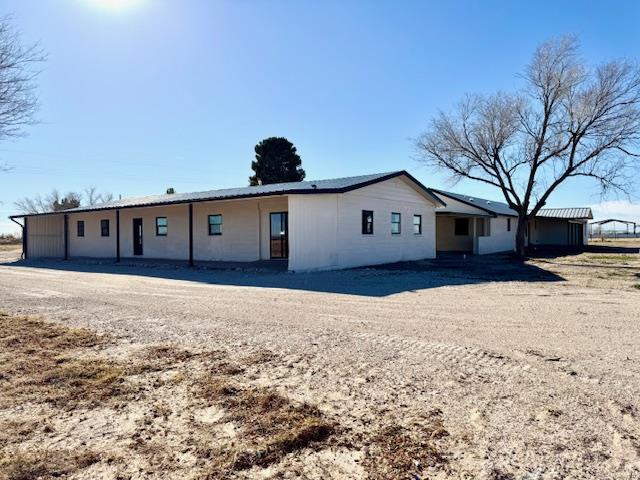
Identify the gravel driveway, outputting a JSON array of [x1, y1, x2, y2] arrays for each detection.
[[1, 250, 639, 479]]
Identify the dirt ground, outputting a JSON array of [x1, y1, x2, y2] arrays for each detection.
[[0, 240, 639, 480]]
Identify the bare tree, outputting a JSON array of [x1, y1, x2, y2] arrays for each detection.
[[0, 15, 45, 171], [84, 186, 114, 205], [416, 36, 640, 256], [15, 189, 82, 214]]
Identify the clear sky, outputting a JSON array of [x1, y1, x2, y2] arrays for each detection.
[[1, 0, 639, 233]]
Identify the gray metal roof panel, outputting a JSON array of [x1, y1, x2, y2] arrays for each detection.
[[429, 189, 518, 217], [536, 207, 593, 220], [11, 170, 445, 218]]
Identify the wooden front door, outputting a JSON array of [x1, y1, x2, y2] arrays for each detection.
[[133, 218, 143, 256], [270, 212, 288, 259]]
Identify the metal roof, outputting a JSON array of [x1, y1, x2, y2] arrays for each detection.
[[536, 207, 593, 220], [430, 189, 593, 220], [591, 218, 636, 225], [430, 189, 518, 217], [10, 170, 445, 218]]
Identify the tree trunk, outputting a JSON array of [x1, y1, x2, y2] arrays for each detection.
[[515, 214, 529, 258]]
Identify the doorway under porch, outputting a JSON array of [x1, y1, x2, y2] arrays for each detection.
[[436, 214, 492, 255]]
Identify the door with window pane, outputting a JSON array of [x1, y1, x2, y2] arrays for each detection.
[[270, 212, 288, 259]]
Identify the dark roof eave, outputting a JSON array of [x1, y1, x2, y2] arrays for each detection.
[[9, 170, 445, 219]]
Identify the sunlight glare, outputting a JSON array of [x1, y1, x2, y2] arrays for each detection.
[[86, 0, 142, 11]]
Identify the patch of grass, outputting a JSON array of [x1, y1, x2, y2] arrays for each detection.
[[633, 284, 640, 290], [585, 254, 636, 264], [194, 376, 335, 474], [127, 344, 199, 375], [0, 313, 102, 353], [363, 413, 448, 479], [0, 418, 44, 448], [0, 314, 130, 409], [0, 449, 100, 480]]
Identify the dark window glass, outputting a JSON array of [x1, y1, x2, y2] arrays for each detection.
[[413, 215, 422, 235], [454, 218, 469, 236], [507, 218, 511, 232], [100, 219, 110, 237], [77, 220, 84, 237], [208, 214, 222, 235], [155, 217, 168, 236], [362, 210, 373, 235], [391, 212, 401, 234]]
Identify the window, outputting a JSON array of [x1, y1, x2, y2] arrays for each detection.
[[391, 212, 401, 234], [507, 218, 511, 232], [208, 214, 222, 235], [413, 215, 422, 235], [100, 219, 110, 237], [155, 217, 168, 236], [454, 218, 469, 236], [77, 220, 85, 237], [362, 210, 373, 235]]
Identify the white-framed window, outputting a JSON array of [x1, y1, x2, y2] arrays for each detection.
[[156, 217, 168, 236], [391, 212, 401, 234], [413, 215, 422, 235]]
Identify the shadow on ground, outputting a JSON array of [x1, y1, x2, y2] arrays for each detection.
[[1, 253, 564, 297]]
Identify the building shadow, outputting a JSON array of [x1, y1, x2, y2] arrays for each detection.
[[1, 253, 564, 297]]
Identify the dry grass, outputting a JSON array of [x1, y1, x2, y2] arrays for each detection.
[[195, 376, 335, 474], [363, 411, 448, 479], [0, 312, 452, 478], [0, 314, 130, 409], [584, 254, 637, 264], [0, 312, 343, 478], [0, 449, 101, 480]]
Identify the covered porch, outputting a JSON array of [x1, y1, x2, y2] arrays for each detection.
[[436, 213, 492, 255]]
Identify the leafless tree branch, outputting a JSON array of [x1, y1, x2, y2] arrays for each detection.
[[416, 36, 640, 256]]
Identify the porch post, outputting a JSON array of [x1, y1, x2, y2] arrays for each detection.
[[116, 209, 120, 262], [188, 203, 194, 267], [472, 217, 478, 254], [63, 214, 69, 260]]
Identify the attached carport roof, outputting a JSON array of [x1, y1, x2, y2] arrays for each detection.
[[536, 208, 593, 220], [10, 170, 445, 218]]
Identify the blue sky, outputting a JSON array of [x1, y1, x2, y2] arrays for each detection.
[[1, 0, 639, 233]]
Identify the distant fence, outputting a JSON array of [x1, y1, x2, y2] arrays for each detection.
[[588, 230, 640, 239]]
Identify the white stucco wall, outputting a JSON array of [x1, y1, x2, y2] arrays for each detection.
[[288, 177, 438, 271], [477, 216, 516, 254], [193, 196, 288, 262], [67, 197, 289, 261], [68, 210, 117, 258], [25, 214, 64, 258], [288, 193, 339, 270]]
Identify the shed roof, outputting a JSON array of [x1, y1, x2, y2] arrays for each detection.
[[10, 170, 445, 218], [536, 207, 593, 220]]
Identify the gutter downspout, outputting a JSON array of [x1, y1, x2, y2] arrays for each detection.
[[10, 217, 26, 260]]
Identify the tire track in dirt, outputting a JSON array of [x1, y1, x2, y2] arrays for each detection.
[[346, 331, 535, 376]]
